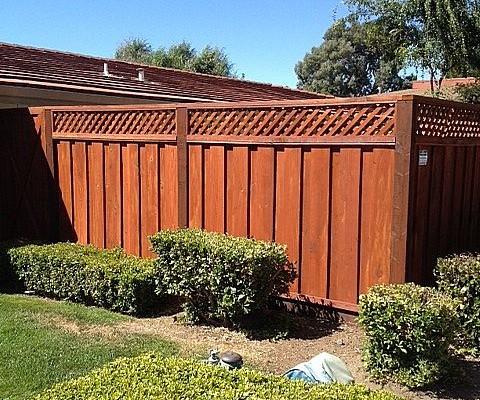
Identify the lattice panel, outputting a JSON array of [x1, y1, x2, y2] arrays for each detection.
[[52, 110, 176, 136], [188, 104, 396, 138], [416, 102, 480, 137]]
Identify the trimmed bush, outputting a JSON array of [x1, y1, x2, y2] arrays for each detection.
[[436, 253, 480, 354], [358, 283, 459, 388], [0, 239, 41, 293], [31, 353, 403, 400], [9, 243, 160, 315], [149, 229, 296, 325]]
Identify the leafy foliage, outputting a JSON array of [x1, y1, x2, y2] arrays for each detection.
[[436, 253, 480, 354], [295, 17, 412, 96], [345, 0, 480, 91], [455, 79, 480, 103], [9, 243, 161, 315], [359, 283, 460, 388], [31, 353, 403, 400], [149, 229, 296, 325], [115, 38, 235, 77]]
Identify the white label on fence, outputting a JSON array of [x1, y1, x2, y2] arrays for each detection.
[[419, 150, 428, 166]]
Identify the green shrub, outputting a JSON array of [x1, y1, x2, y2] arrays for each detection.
[[31, 353, 403, 400], [149, 229, 296, 325], [9, 243, 161, 315], [0, 239, 40, 293], [436, 253, 480, 354], [358, 283, 459, 388]]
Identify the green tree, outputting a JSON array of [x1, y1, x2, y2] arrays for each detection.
[[114, 38, 152, 64], [295, 17, 412, 96], [345, 0, 480, 91], [115, 39, 235, 77]]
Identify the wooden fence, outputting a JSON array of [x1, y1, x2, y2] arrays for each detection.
[[2, 95, 480, 311]]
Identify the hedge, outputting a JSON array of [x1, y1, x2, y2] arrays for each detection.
[[359, 283, 459, 388], [9, 243, 160, 315], [149, 228, 296, 325], [436, 253, 480, 354], [30, 354, 403, 400]]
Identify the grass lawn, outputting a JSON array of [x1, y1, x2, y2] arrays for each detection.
[[0, 294, 178, 400]]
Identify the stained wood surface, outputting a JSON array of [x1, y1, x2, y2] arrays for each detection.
[[13, 97, 480, 310]]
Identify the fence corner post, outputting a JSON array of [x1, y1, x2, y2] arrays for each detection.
[[390, 97, 417, 284], [176, 107, 188, 228]]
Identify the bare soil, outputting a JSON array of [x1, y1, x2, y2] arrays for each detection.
[[46, 307, 480, 400]]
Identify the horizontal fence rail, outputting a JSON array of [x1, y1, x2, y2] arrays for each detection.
[[5, 95, 480, 311], [46, 99, 397, 311]]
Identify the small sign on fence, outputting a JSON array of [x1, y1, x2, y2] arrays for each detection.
[[418, 150, 428, 166]]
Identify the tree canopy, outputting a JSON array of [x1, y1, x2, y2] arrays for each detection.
[[115, 38, 235, 77], [296, 0, 480, 96], [295, 17, 412, 96], [345, 0, 480, 91]]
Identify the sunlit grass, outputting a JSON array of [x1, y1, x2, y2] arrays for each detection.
[[0, 294, 177, 400]]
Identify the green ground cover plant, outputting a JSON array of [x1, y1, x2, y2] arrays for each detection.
[[436, 253, 480, 354], [9, 243, 160, 315], [358, 283, 459, 388], [149, 228, 296, 325], [0, 294, 177, 400], [31, 353, 403, 400]]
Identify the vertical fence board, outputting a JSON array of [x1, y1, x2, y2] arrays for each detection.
[[72, 142, 88, 244], [87, 142, 105, 248], [275, 147, 301, 293], [188, 144, 203, 228], [122, 144, 140, 254], [439, 146, 455, 254], [300, 147, 330, 298], [249, 146, 275, 241], [461, 147, 475, 251], [470, 147, 480, 248], [425, 146, 444, 280], [204, 145, 225, 232], [140, 144, 159, 257], [226, 146, 249, 237], [57, 141, 74, 240], [160, 144, 178, 229], [104, 143, 122, 247], [410, 146, 432, 283], [451, 147, 466, 250], [359, 148, 394, 294], [329, 148, 361, 304]]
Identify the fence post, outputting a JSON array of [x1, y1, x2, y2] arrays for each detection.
[[390, 96, 417, 283], [40, 108, 59, 241], [176, 107, 188, 228]]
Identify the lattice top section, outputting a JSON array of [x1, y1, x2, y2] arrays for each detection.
[[188, 103, 396, 139], [52, 110, 176, 136], [416, 102, 480, 138]]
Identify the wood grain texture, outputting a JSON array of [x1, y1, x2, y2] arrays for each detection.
[[160, 144, 178, 229], [140, 144, 159, 257], [300, 147, 330, 297], [188, 144, 203, 228], [204, 145, 225, 232], [249, 146, 275, 241], [329, 147, 361, 304], [104, 143, 122, 248], [275, 147, 301, 293], [87, 142, 105, 248], [359, 148, 394, 294], [226, 146, 249, 237], [71, 142, 88, 244]]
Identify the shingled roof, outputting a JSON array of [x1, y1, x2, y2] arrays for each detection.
[[0, 42, 327, 105]]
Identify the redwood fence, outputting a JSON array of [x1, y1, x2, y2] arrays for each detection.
[[1, 95, 480, 312]]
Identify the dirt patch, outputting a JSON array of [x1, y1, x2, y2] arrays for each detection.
[[42, 311, 480, 400]]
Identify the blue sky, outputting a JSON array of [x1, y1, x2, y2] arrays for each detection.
[[1, 0, 347, 88]]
